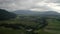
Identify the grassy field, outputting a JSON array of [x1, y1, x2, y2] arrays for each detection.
[[0, 16, 60, 34]]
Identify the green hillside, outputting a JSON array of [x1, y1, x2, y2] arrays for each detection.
[[0, 15, 60, 34]]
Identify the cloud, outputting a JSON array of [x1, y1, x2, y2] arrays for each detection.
[[0, 0, 36, 11], [30, 0, 60, 12], [45, 0, 60, 3], [47, 3, 60, 12], [0, 0, 60, 12]]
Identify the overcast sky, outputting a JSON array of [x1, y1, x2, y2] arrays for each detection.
[[0, 0, 60, 12]]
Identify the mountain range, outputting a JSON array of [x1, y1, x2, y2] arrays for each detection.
[[13, 10, 60, 16]]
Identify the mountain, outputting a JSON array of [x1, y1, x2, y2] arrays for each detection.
[[0, 9, 17, 20], [13, 10, 60, 16], [13, 10, 41, 15]]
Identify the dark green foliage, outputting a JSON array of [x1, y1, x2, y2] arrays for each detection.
[[0, 15, 48, 34], [0, 9, 17, 20]]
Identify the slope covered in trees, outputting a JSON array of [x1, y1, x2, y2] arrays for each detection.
[[0, 9, 17, 20]]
